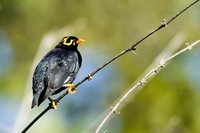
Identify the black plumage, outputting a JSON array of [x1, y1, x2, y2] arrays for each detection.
[[31, 36, 84, 108]]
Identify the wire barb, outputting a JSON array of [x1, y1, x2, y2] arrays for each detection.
[[109, 106, 120, 114], [185, 43, 193, 50], [140, 79, 146, 86], [131, 48, 138, 55], [161, 19, 168, 27], [87, 74, 93, 81], [159, 59, 166, 67]]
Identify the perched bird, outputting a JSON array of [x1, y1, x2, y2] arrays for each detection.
[[31, 36, 85, 109]]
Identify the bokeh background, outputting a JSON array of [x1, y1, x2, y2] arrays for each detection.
[[0, 0, 200, 133]]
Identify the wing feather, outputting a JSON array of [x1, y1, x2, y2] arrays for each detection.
[[32, 48, 81, 107]]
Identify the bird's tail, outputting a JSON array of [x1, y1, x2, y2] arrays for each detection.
[[31, 95, 39, 108], [31, 89, 51, 108]]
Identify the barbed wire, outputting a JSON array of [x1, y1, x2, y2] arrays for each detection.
[[21, 0, 200, 132]]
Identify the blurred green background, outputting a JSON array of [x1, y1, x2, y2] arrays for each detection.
[[0, 0, 200, 133]]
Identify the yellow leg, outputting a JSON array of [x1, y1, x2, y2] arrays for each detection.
[[62, 84, 76, 94], [48, 97, 57, 109]]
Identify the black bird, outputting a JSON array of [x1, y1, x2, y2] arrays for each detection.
[[31, 36, 85, 109]]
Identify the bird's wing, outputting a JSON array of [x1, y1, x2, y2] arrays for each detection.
[[32, 59, 49, 108], [46, 50, 80, 93]]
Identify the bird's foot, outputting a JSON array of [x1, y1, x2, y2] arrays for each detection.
[[48, 97, 58, 109], [62, 84, 77, 94]]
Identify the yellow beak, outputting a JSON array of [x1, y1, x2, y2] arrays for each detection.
[[76, 38, 85, 44]]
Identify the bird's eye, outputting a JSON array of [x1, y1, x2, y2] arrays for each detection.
[[63, 38, 73, 46]]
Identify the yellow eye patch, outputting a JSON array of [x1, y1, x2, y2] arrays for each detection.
[[63, 38, 73, 46]]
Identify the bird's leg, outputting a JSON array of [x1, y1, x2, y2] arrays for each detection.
[[48, 97, 58, 109], [62, 84, 76, 94]]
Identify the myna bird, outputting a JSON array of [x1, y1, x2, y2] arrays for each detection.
[[31, 36, 85, 109]]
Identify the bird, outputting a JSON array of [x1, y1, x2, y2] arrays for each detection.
[[31, 36, 85, 109]]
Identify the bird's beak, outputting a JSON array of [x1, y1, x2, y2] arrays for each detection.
[[76, 38, 85, 45]]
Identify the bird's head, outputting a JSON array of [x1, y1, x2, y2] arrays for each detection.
[[57, 36, 85, 49]]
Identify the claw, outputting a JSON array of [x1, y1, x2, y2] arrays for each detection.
[[51, 101, 57, 109], [63, 84, 76, 94], [48, 98, 58, 109]]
